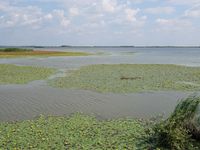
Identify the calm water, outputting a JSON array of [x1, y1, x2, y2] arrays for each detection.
[[0, 47, 200, 121], [0, 47, 200, 69]]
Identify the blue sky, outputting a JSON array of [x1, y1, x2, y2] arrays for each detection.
[[0, 0, 200, 46]]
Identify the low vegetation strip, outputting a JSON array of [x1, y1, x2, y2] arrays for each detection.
[[0, 48, 33, 52], [0, 64, 55, 84], [0, 114, 146, 149], [50, 64, 200, 93], [0, 48, 91, 58]]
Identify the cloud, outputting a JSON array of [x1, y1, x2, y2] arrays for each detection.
[[0, 0, 200, 45], [125, 8, 140, 22], [155, 18, 193, 32], [0, 3, 47, 28], [167, 0, 200, 5], [145, 7, 175, 14], [69, 7, 79, 16], [53, 10, 70, 27], [102, 0, 117, 13], [0, 1, 71, 29], [184, 4, 200, 18]]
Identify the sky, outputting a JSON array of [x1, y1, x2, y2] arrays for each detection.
[[0, 0, 200, 46]]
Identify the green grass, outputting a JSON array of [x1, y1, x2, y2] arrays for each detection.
[[49, 64, 200, 93], [0, 64, 55, 84], [0, 114, 147, 149], [150, 96, 200, 150]]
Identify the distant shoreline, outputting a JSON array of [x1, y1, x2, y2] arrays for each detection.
[[0, 45, 200, 48]]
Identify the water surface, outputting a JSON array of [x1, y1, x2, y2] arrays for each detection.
[[0, 47, 200, 121]]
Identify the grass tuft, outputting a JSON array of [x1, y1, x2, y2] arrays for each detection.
[[150, 96, 200, 150]]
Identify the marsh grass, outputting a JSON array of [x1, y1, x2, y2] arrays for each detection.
[[0, 114, 147, 149], [50, 64, 200, 93], [150, 96, 200, 150], [0, 64, 55, 84], [0, 48, 91, 58]]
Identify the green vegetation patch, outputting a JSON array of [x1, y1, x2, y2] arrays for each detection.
[[0, 114, 146, 149], [150, 96, 200, 150], [50, 64, 200, 93], [0, 64, 55, 84], [0, 48, 91, 58]]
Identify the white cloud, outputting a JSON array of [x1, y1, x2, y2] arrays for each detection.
[[1, 0, 199, 45], [102, 0, 117, 13], [184, 4, 200, 18], [125, 8, 140, 22], [69, 7, 79, 16], [155, 18, 193, 32], [145, 7, 175, 14], [44, 14, 53, 20], [0, 1, 71, 29], [53, 10, 70, 27], [0, 3, 46, 28], [156, 18, 190, 26], [167, 0, 200, 5]]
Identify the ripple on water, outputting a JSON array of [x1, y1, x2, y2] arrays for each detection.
[[0, 83, 193, 121]]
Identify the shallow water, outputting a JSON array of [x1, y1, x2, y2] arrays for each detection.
[[0, 84, 192, 121], [0, 47, 200, 121]]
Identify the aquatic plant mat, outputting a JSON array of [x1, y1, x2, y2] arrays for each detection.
[[50, 64, 200, 93], [0, 64, 55, 84], [0, 48, 90, 58], [0, 114, 147, 149]]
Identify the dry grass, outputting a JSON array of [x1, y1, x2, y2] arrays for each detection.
[[0, 50, 91, 58]]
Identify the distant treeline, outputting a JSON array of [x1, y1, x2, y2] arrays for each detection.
[[0, 48, 33, 52], [0, 46, 200, 49]]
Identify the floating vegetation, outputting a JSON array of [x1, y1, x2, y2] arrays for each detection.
[[0, 114, 146, 149], [0, 48, 91, 58], [50, 64, 200, 93], [0, 64, 55, 84]]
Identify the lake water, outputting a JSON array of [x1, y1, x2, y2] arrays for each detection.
[[0, 47, 200, 121], [0, 47, 200, 69]]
